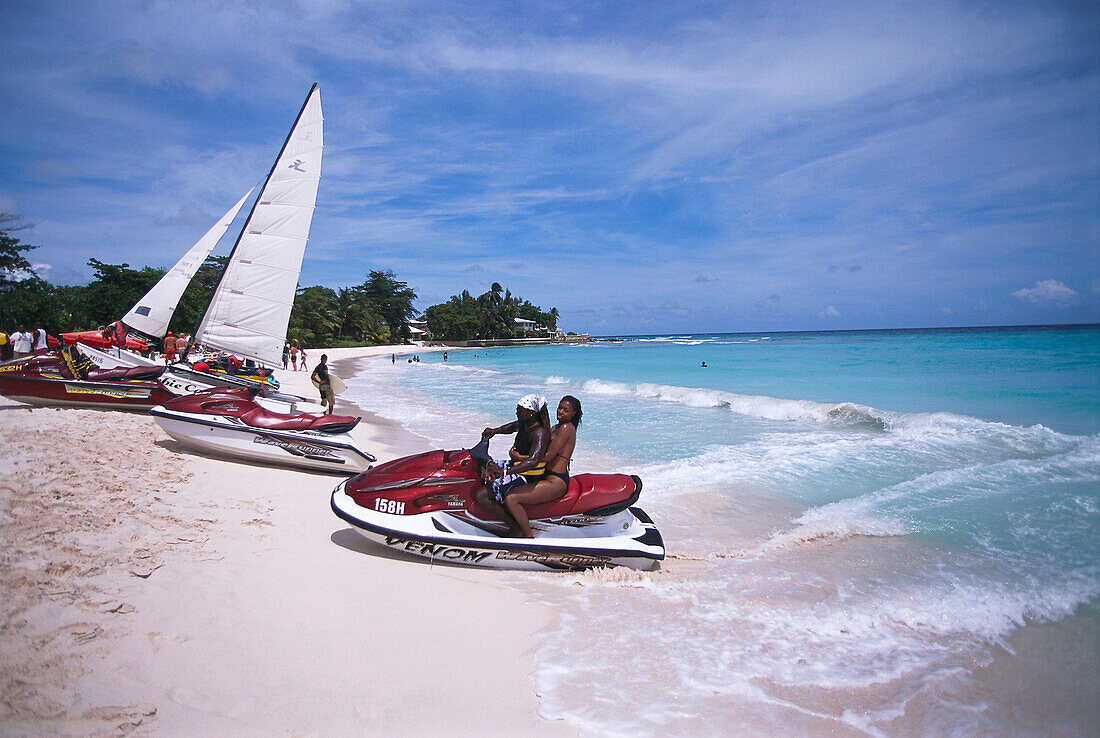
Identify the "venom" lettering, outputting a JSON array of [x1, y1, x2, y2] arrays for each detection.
[[383, 536, 492, 564]]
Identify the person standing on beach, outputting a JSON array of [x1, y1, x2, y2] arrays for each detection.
[[282, 342, 290, 370], [175, 333, 188, 361], [10, 325, 32, 359], [163, 332, 176, 363], [32, 323, 48, 351], [474, 394, 551, 536], [311, 354, 335, 414], [298, 347, 307, 371], [289, 343, 298, 371]]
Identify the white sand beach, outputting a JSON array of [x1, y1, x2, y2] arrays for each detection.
[[0, 345, 576, 736]]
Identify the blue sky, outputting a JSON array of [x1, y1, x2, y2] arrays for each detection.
[[2, 0, 1097, 335]]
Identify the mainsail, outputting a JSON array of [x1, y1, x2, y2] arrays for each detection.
[[195, 84, 323, 366], [123, 188, 255, 339]]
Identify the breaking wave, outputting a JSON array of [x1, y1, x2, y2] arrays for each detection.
[[580, 377, 892, 429]]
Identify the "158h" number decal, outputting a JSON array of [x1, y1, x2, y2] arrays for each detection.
[[374, 498, 406, 514]]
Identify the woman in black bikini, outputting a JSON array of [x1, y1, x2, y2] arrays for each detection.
[[504, 395, 582, 538]]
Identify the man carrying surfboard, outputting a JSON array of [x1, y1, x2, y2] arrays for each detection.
[[311, 353, 336, 414]]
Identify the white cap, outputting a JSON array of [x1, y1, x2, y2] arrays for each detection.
[[517, 394, 547, 412]]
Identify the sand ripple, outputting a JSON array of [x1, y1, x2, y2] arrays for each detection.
[[0, 405, 206, 736]]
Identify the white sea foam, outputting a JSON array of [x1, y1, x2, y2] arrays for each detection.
[[756, 512, 907, 553], [545, 375, 569, 385], [636, 335, 716, 345], [531, 535, 1100, 735], [579, 377, 892, 428]]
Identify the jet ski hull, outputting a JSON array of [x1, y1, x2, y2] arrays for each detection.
[[331, 477, 665, 571], [150, 405, 375, 472], [0, 366, 174, 410]]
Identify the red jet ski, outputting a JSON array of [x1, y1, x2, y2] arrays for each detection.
[[0, 345, 173, 409], [330, 437, 664, 571], [150, 386, 376, 472]]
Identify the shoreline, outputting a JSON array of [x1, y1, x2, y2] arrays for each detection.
[[0, 344, 576, 736]]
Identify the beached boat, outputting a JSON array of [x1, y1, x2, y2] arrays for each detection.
[[151, 85, 324, 396], [0, 345, 175, 410], [61, 330, 150, 353], [0, 186, 266, 409], [331, 437, 665, 571], [151, 386, 374, 472]]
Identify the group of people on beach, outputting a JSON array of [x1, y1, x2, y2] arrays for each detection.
[[475, 393, 582, 538], [0, 323, 50, 361], [282, 341, 308, 371], [161, 331, 192, 363]]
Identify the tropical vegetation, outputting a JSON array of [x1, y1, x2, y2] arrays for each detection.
[[423, 282, 558, 341]]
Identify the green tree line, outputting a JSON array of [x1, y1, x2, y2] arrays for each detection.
[[424, 282, 558, 340]]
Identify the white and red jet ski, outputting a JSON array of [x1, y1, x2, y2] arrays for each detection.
[[0, 345, 174, 410], [330, 437, 664, 571], [150, 386, 375, 472]]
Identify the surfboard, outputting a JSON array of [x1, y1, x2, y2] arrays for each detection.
[[329, 374, 347, 395]]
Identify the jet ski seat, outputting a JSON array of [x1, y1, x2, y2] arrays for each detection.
[[239, 406, 361, 433], [522, 473, 642, 519], [88, 366, 166, 382]]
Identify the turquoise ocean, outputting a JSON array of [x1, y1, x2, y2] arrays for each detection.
[[344, 325, 1099, 736]]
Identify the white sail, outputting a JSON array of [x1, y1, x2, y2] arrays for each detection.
[[123, 189, 255, 339], [195, 84, 323, 366]]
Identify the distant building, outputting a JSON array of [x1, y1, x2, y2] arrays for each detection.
[[408, 318, 430, 341]]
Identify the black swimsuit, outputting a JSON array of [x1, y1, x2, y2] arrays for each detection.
[[546, 470, 569, 485]]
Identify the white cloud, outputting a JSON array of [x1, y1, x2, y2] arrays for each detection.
[[821, 305, 840, 318], [1011, 279, 1078, 305]]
